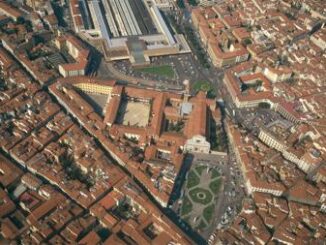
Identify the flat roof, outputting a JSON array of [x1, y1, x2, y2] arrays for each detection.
[[86, 0, 174, 46], [126, 37, 147, 64]]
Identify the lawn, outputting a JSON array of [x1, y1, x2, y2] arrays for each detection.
[[186, 170, 200, 188], [181, 196, 193, 216], [182, 215, 190, 224], [192, 81, 216, 98], [203, 204, 215, 223], [136, 65, 175, 78], [196, 220, 207, 230], [211, 168, 220, 179], [209, 178, 221, 194], [167, 120, 184, 133], [195, 165, 207, 175], [189, 188, 213, 205]]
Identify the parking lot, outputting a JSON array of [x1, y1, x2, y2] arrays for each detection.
[[235, 107, 283, 135], [108, 52, 225, 95]]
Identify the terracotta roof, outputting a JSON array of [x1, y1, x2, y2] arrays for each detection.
[[184, 91, 208, 138], [0, 1, 23, 19]]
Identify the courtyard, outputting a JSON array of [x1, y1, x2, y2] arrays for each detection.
[[77, 91, 109, 116], [116, 100, 150, 127]]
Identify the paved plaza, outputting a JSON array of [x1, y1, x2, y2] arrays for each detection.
[[117, 100, 150, 127]]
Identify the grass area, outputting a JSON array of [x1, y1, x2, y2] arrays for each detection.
[[211, 168, 220, 179], [136, 65, 175, 78], [192, 81, 216, 98], [186, 170, 200, 188], [182, 215, 190, 224], [195, 165, 207, 176], [196, 219, 207, 230], [193, 80, 212, 91], [203, 204, 215, 223], [189, 188, 213, 205], [209, 178, 221, 194], [166, 120, 184, 133], [182, 165, 223, 230], [181, 196, 193, 216]]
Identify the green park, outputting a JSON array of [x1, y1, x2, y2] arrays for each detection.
[[180, 164, 223, 231], [136, 65, 175, 78]]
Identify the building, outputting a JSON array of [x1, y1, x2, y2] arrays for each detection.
[[191, 7, 250, 68], [55, 34, 90, 77], [49, 77, 221, 206], [69, 0, 191, 65], [0, 1, 23, 22], [310, 27, 326, 51], [263, 66, 293, 83]]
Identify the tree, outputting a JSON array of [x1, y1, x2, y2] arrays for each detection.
[[16, 17, 25, 25], [177, 0, 185, 8], [256, 80, 263, 86], [241, 83, 248, 92], [25, 20, 33, 32], [243, 38, 252, 46]]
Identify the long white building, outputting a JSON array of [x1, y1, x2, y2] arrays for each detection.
[[69, 0, 191, 65]]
